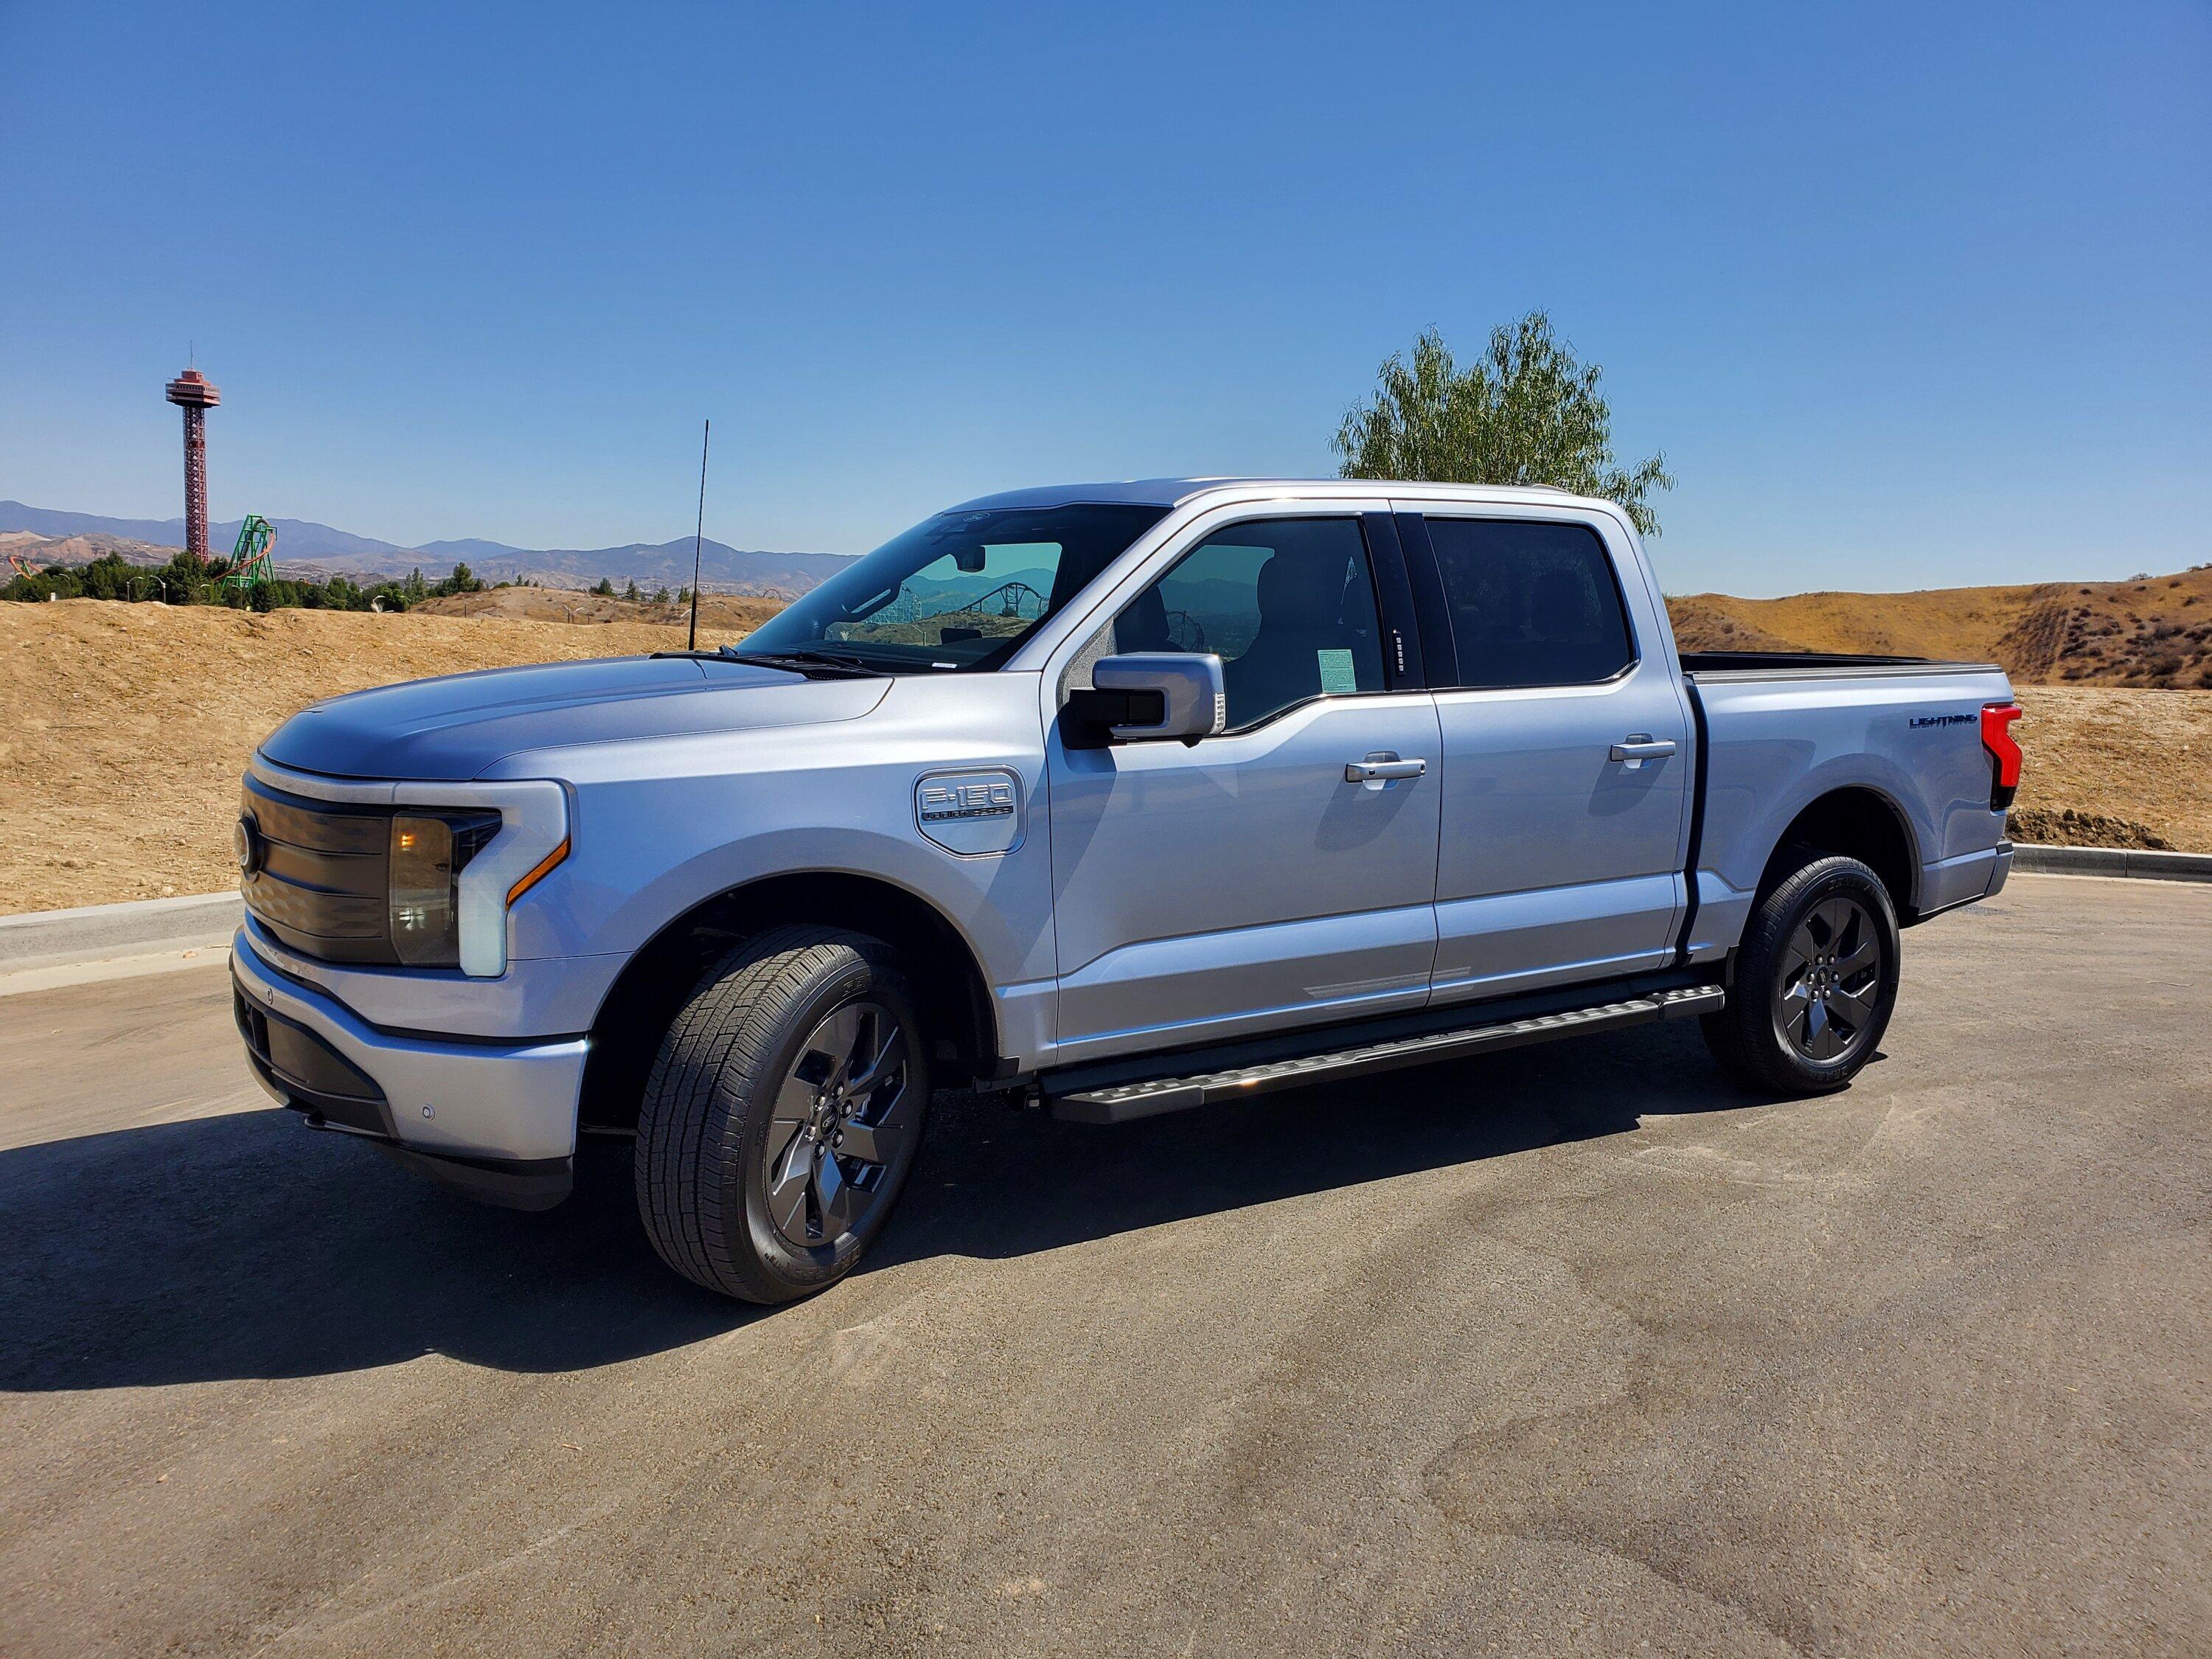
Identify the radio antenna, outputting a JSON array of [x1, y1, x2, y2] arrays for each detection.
[[687, 417, 711, 650]]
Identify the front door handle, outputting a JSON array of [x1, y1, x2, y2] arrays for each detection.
[[1346, 754, 1427, 787], [1610, 734, 1679, 766]]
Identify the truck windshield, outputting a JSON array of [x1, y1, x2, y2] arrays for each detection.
[[738, 503, 1170, 672]]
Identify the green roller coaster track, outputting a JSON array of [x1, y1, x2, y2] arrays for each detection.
[[222, 514, 276, 588]]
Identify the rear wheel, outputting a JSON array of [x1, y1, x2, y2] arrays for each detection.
[[634, 925, 929, 1302], [1702, 854, 1899, 1096]]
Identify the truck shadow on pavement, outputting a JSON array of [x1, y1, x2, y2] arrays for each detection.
[[0, 1020, 1802, 1392]]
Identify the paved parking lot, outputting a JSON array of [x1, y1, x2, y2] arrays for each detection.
[[1, 874, 2205, 1655]]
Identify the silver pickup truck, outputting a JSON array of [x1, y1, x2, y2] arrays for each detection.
[[232, 479, 2023, 1301]]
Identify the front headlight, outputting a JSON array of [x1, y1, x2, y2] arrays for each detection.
[[389, 780, 570, 977], [389, 810, 501, 967]]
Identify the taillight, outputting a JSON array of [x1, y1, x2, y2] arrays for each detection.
[[1981, 702, 2023, 810]]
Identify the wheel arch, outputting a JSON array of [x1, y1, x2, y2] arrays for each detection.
[[1756, 785, 1921, 921], [577, 869, 1001, 1135]]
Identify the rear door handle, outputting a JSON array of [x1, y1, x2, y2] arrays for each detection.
[[1610, 735, 1679, 765], [1346, 754, 1427, 786]]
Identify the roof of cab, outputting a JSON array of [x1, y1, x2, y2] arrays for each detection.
[[947, 478, 1248, 510], [945, 477, 1607, 512]]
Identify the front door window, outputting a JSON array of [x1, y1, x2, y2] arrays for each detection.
[[1112, 517, 1387, 730]]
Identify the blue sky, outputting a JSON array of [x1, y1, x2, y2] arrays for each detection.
[[4, 1, 2205, 595]]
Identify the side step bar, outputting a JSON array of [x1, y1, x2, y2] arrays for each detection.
[[1047, 984, 1725, 1124]]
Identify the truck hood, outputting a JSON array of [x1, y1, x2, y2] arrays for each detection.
[[257, 655, 891, 782]]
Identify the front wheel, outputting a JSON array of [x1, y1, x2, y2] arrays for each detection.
[[1702, 854, 1900, 1096], [634, 925, 930, 1302]]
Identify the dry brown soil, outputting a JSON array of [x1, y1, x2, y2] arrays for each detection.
[[2006, 686, 2211, 852], [3, 599, 2208, 915], [0, 602, 730, 913], [412, 588, 783, 630]]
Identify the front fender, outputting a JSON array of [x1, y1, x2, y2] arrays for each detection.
[[493, 674, 1059, 994]]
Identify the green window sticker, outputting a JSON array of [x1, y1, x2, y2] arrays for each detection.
[[1315, 647, 1357, 695]]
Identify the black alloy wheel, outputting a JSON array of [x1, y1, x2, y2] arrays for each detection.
[[1703, 853, 1901, 1096], [1773, 895, 1884, 1063], [762, 1000, 917, 1249]]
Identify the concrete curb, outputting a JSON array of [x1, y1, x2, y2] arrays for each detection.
[[2010, 845, 2212, 883], [0, 943, 234, 1000], [0, 891, 243, 972]]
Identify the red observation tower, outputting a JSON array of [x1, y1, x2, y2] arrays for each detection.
[[164, 366, 222, 563]]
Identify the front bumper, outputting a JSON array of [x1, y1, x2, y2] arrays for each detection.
[[230, 928, 588, 1208]]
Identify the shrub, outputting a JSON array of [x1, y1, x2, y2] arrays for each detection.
[[3, 555, 423, 614]]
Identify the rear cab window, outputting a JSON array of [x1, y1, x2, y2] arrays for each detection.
[[1422, 518, 1636, 689]]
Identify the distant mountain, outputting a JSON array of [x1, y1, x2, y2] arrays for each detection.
[[418, 537, 529, 560], [0, 502, 854, 597], [0, 501, 406, 560]]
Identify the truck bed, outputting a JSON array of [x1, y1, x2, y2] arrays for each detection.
[[1678, 653, 2015, 964]]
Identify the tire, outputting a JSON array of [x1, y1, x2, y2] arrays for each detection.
[[634, 925, 930, 1302], [1701, 853, 1901, 1096]]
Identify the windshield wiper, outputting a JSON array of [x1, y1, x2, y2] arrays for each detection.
[[729, 647, 888, 677], [651, 647, 883, 678]]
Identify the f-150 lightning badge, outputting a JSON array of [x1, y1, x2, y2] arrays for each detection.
[[914, 768, 1023, 855]]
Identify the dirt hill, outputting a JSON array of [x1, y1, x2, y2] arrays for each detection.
[[1666, 565, 2212, 686], [1, 531, 184, 570], [0, 601, 709, 913], [412, 587, 784, 631]]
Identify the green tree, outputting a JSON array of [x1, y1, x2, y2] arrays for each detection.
[[154, 552, 215, 603], [592, 576, 616, 597], [623, 578, 640, 603], [4, 563, 74, 602], [1334, 311, 1674, 536], [74, 554, 139, 600]]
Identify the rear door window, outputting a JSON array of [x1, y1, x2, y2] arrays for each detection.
[[1423, 518, 1635, 689]]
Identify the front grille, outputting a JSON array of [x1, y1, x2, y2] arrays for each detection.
[[240, 775, 400, 964]]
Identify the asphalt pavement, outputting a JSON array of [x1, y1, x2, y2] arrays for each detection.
[[1, 874, 2205, 1655]]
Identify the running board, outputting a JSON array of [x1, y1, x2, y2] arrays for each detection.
[[1046, 984, 1725, 1124]]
